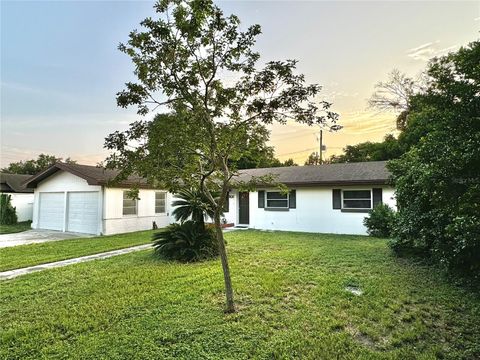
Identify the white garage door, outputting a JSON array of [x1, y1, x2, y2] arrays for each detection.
[[67, 192, 99, 234], [38, 192, 65, 231]]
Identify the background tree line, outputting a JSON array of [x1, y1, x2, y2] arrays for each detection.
[[1, 154, 76, 175], [1, 132, 296, 175]]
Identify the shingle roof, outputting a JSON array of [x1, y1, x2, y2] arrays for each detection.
[[25, 161, 391, 189], [24, 163, 152, 189], [234, 161, 390, 186], [0, 173, 34, 193]]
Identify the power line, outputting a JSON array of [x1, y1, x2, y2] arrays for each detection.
[[276, 147, 317, 157], [277, 144, 346, 156], [273, 130, 317, 140], [273, 133, 318, 142]]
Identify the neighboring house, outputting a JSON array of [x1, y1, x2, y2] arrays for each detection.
[[24, 163, 172, 235], [0, 173, 34, 222], [223, 161, 395, 235], [25, 160, 394, 236]]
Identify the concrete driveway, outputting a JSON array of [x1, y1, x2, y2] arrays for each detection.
[[0, 230, 93, 248]]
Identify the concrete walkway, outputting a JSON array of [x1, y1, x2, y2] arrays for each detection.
[[0, 229, 93, 248], [0, 244, 152, 280], [223, 226, 250, 232]]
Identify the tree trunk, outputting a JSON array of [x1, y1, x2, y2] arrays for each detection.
[[214, 211, 235, 313]]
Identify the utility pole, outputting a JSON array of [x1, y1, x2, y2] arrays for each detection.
[[319, 129, 323, 165]]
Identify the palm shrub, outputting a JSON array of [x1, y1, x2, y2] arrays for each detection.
[[154, 187, 222, 262], [152, 220, 218, 262], [172, 188, 216, 226], [0, 194, 18, 225], [363, 203, 396, 238]]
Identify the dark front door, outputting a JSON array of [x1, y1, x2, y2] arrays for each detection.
[[238, 192, 250, 224]]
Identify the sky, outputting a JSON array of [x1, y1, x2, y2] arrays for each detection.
[[1, 1, 479, 167]]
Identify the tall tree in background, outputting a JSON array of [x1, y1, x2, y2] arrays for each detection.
[[304, 152, 321, 165], [329, 69, 431, 164], [2, 154, 76, 175], [229, 124, 297, 169], [105, 0, 339, 312], [281, 158, 298, 167], [231, 124, 279, 169], [329, 134, 402, 163], [368, 69, 424, 131]]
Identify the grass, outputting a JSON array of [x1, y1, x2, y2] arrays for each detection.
[[0, 221, 31, 234], [1, 230, 479, 359], [0, 230, 155, 272]]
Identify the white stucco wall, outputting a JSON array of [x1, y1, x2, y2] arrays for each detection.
[[382, 187, 396, 210], [31, 168, 396, 236], [8, 193, 34, 222], [102, 188, 174, 235], [32, 170, 175, 235], [223, 193, 237, 225], [222, 186, 396, 235], [32, 170, 102, 233]]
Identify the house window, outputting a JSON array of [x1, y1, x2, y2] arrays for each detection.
[[122, 191, 137, 215], [155, 192, 166, 214], [265, 191, 289, 209], [342, 190, 372, 210]]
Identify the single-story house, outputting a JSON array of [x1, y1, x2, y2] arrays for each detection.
[[25, 160, 394, 236], [24, 163, 173, 235], [223, 161, 395, 235], [0, 173, 34, 222]]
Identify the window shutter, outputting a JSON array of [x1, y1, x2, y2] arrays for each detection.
[[223, 191, 230, 212], [258, 190, 265, 208], [289, 190, 296, 208], [332, 189, 341, 209], [373, 188, 383, 207]]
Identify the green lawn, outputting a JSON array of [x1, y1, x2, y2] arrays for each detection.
[[0, 221, 31, 234], [0, 230, 154, 272], [1, 230, 479, 359]]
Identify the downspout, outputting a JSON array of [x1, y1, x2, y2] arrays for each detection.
[[62, 191, 68, 232], [100, 186, 106, 235]]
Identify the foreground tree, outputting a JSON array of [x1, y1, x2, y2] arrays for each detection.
[[389, 40, 480, 280], [105, 0, 339, 312], [2, 154, 76, 175]]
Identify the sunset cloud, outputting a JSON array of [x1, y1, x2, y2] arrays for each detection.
[[1, 1, 475, 167], [407, 41, 460, 61], [270, 110, 398, 163], [406, 41, 439, 61]]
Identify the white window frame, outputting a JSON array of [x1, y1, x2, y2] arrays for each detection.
[[265, 190, 289, 209], [155, 191, 166, 214], [122, 191, 138, 216], [341, 189, 372, 210]]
